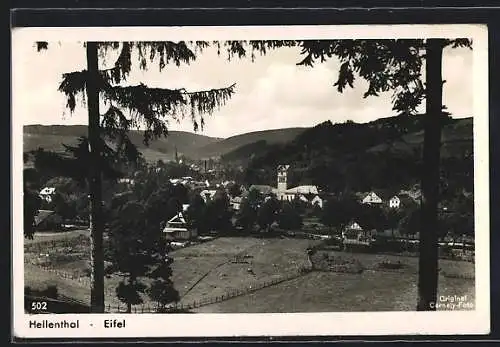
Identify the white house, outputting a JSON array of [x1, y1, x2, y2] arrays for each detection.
[[200, 189, 217, 203], [389, 196, 401, 209], [163, 212, 197, 241], [230, 196, 243, 211], [118, 178, 135, 186], [361, 192, 383, 205], [277, 185, 319, 201], [311, 195, 324, 208], [343, 221, 374, 247], [39, 187, 56, 203], [346, 221, 363, 231]]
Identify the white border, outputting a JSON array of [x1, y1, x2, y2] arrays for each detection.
[[12, 24, 490, 339]]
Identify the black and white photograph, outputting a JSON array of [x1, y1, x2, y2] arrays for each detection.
[[12, 24, 489, 338]]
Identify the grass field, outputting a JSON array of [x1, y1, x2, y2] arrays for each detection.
[[192, 268, 475, 313], [24, 233, 475, 312]]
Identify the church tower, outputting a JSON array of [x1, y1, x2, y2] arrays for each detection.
[[277, 165, 290, 192]]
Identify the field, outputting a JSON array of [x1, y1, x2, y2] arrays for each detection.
[[24, 231, 475, 313], [193, 250, 475, 313]]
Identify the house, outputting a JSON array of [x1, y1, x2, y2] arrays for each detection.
[[200, 189, 217, 203], [163, 212, 197, 241], [286, 185, 319, 195], [399, 187, 422, 204], [39, 187, 56, 203], [230, 196, 242, 211], [342, 221, 374, 247], [311, 195, 324, 208], [361, 191, 383, 205], [389, 195, 401, 209], [118, 178, 135, 186], [298, 194, 309, 203], [34, 210, 63, 231], [249, 185, 275, 196]]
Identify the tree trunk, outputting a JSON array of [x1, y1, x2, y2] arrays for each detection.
[[417, 39, 445, 311], [86, 42, 105, 313]]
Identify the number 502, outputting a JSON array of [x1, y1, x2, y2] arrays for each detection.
[[31, 302, 47, 311]]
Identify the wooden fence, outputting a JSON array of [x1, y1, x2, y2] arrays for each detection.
[[105, 266, 311, 313]]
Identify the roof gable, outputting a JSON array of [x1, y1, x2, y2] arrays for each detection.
[[167, 212, 187, 224], [34, 210, 57, 226]]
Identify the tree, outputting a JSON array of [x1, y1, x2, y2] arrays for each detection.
[[358, 204, 387, 232], [399, 207, 422, 237], [24, 189, 41, 239], [321, 196, 361, 234], [235, 199, 258, 232], [268, 38, 471, 311], [108, 184, 180, 313], [36, 41, 237, 312], [107, 201, 149, 313], [227, 183, 242, 198], [185, 194, 207, 234], [205, 191, 232, 233], [257, 197, 280, 232], [278, 202, 303, 230]]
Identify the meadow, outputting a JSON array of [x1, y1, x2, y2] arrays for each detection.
[[24, 231, 475, 313]]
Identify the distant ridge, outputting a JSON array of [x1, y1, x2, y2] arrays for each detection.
[[23, 124, 306, 162]]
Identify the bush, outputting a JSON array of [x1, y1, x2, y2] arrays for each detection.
[[378, 260, 405, 270], [25, 284, 59, 299]]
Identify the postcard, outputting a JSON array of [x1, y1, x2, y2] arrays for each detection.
[[11, 23, 489, 339]]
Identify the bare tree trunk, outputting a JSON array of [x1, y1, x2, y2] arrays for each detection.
[[86, 42, 105, 313], [417, 39, 445, 311]]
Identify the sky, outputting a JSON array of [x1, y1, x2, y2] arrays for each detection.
[[18, 41, 473, 139]]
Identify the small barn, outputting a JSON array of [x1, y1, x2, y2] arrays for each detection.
[[163, 212, 197, 241], [361, 191, 383, 205], [343, 221, 374, 247], [311, 195, 324, 208], [34, 210, 63, 231], [230, 196, 243, 211], [39, 187, 56, 203], [388, 196, 401, 209]]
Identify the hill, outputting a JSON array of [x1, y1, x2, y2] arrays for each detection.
[[23, 125, 222, 162], [23, 125, 306, 162], [233, 116, 473, 194], [195, 127, 307, 160]]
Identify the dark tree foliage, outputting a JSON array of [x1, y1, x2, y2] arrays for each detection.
[[107, 201, 149, 313], [235, 199, 258, 232], [257, 197, 280, 232], [321, 197, 360, 234], [227, 183, 242, 198], [205, 191, 233, 233], [277, 202, 303, 231], [357, 205, 387, 231], [186, 194, 207, 234], [108, 171, 182, 312], [24, 189, 41, 239]]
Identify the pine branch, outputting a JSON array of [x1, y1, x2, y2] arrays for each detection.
[[103, 82, 236, 143]]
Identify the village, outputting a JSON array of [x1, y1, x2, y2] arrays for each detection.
[[33, 159, 474, 254], [17, 35, 480, 319], [25, 156, 475, 314]]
